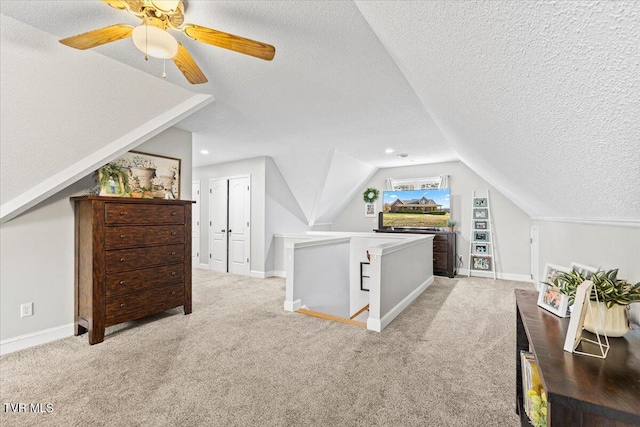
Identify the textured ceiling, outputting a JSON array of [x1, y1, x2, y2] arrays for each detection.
[[356, 1, 640, 222], [3, 1, 639, 224]]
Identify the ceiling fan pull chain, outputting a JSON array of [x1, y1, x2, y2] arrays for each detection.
[[163, 59, 167, 79]]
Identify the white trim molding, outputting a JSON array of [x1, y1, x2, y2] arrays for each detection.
[[0, 323, 74, 356], [197, 263, 210, 270], [283, 299, 301, 312], [533, 217, 640, 228], [267, 270, 286, 278], [367, 276, 434, 332], [250, 270, 266, 279], [458, 269, 534, 283]]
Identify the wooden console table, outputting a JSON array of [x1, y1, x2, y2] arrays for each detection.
[[515, 290, 640, 426], [373, 228, 456, 278]]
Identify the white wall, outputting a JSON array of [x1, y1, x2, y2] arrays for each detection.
[[533, 220, 640, 324], [265, 157, 310, 275], [0, 14, 196, 207], [192, 157, 266, 275], [331, 161, 531, 277], [0, 128, 192, 345]]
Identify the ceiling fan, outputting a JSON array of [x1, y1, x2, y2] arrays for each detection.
[[59, 0, 275, 84]]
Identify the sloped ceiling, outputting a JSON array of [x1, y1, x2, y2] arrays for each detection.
[[0, 14, 212, 221], [355, 1, 640, 223], [3, 2, 639, 225]]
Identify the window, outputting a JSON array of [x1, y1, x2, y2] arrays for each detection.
[[387, 175, 449, 190]]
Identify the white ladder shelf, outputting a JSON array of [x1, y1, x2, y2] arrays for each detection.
[[468, 190, 497, 279]]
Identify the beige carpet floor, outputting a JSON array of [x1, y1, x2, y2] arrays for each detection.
[[1, 270, 533, 427]]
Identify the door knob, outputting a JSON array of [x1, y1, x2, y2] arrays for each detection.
[[221, 229, 225, 232], [228, 229, 232, 233]]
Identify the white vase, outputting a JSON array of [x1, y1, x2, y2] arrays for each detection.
[[582, 301, 629, 337]]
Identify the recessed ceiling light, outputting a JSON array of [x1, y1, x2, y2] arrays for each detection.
[[200, 150, 209, 155], [396, 153, 410, 158], [385, 148, 395, 154]]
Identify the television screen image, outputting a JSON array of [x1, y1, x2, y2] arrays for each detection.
[[382, 189, 451, 228]]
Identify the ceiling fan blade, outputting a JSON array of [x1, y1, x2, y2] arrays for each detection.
[[183, 24, 275, 61], [59, 24, 133, 50], [101, 0, 143, 13], [173, 43, 208, 84]]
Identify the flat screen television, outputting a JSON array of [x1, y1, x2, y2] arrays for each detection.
[[381, 189, 451, 229]]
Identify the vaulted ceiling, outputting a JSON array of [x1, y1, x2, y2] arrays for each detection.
[[2, 1, 639, 225]]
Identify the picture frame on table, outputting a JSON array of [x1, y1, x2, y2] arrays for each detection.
[[542, 263, 571, 287], [570, 262, 598, 279], [473, 208, 488, 219], [537, 283, 569, 318], [474, 221, 487, 230]]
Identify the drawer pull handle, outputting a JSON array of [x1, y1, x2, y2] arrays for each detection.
[[171, 291, 176, 295], [119, 258, 125, 262], [120, 303, 125, 308], [120, 234, 126, 239], [171, 212, 177, 216], [171, 272, 177, 276], [171, 251, 176, 255], [119, 211, 125, 216], [171, 232, 177, 236], [119, 280, 126, 285]]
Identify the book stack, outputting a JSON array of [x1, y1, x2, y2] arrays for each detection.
[[520, 351, 543, 419]]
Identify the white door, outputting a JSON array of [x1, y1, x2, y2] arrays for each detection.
[[530, 226, 539, 289], [209, 178, 228, 272], [228, 177, 251, 276], [192, 181, 201, 266]]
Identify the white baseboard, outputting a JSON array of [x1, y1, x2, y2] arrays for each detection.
[[250, 270, 266, 279], [197, 263, 210, 270], [283, 299, 301, 312], [265, 270, 286, 278], [367, 275, 434, 332], [0, 323, 74, 356], [457, 269, 533, 283]]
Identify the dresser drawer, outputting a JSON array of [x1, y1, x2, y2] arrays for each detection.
[[433, 240, 449, 253], [106, 225, 185, 249], [105, 283, 184, 326], [105, 203, 184, 225], [105, 244, 185, 273], [105, 264, 184, 297], [433, 251, 449, 271]]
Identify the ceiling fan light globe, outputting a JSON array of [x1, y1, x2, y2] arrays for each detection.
[[132, 25, 178, 59], [150, 0, 180, 13]]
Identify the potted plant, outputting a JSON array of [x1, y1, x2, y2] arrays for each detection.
[[445, 219, 456, 232], [551, 269, 640, 337]]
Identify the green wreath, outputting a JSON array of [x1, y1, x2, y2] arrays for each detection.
[[363, 187, 380, 203]]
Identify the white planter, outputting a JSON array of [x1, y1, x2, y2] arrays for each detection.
[[582, 301, 629, 337]]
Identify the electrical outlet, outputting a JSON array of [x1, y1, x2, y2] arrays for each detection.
[[20, 302, 33, 318]]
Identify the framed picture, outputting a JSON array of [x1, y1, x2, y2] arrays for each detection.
[[564, 281, 594, 352], [570, 262, 598, 279], [473, 208, 488, 219], [99, 151, 181, 199], [365, 202, 376, 217], [474, 221, 487, 230], [542, 263, 570, 287], [474, 231, 489, 242], [537, 283, 569, 318], [472, 256, 492, 270], [472, 243, 488, 254], [473, 198, 487, 207]]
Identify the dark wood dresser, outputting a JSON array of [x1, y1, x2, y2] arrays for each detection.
[[373, 228, 456, 278], [72, 196, 193, 344], [515, 290, 640, 426]]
